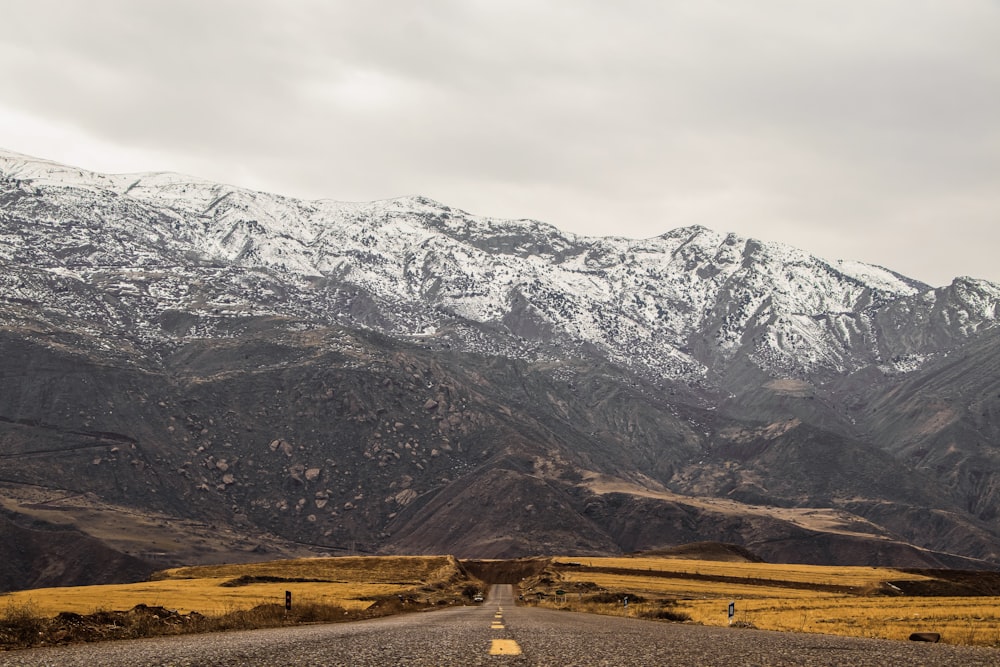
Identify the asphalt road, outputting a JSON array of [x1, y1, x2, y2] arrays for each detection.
[[3, 585, 999, 666]]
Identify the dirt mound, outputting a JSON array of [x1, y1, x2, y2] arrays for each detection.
[[638, 542, 765, 563]]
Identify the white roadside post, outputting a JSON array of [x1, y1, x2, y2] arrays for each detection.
[[728, 600, 735, 626]]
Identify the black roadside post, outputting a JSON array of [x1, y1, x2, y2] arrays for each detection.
[[286, 590, 292, 614]]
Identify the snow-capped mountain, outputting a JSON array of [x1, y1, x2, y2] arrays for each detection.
[[3, 148, 997, 383], [2, 148, 1000, 578]]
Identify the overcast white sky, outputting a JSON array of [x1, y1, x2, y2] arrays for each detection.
[[1, 1, 998, 286]]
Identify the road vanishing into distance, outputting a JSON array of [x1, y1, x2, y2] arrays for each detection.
[[2, 585, 999, 666]]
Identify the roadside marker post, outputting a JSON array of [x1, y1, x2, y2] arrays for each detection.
[[285, 591, 292, 612], [728, 600, 735, 625]]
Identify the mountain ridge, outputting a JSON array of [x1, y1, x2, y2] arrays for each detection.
[[2, 148, 1000, 584]]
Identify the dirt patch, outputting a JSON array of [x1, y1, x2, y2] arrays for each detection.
[[461, 558, 551, 584], [892, 569, 1000, 596], [219, 575, 332, 587], [762, 379, 813, 397]]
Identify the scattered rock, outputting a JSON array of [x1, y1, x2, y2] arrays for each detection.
[[394, 489, 418, 506], [269, 439, 294, 457]]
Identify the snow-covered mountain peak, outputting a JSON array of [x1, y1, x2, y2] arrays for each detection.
[[3, 148, 999, 382]]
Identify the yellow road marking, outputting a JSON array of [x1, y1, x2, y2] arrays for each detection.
[[491, 623, 505, 629], [489, 639, 522, 655]]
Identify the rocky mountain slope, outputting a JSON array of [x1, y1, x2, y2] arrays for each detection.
[[2, 148, 1000, 584]]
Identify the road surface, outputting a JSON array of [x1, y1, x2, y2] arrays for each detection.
[[2, 585, 998, 666]]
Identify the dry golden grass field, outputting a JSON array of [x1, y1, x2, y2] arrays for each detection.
[[1, 555, 466, 617], [5, 552, 1000, 648], [519, 556, 1000, 646]]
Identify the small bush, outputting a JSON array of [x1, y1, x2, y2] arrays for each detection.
[[586, 592, 646, 605], [572, 581, 601, 592], [639, 609, 691, 622], [290, 601, 349, 624], [0, 600, 44, 646], [213, 603, 287, 631]]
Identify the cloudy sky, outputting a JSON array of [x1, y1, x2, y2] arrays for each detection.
[[1, 1, 998, 286]]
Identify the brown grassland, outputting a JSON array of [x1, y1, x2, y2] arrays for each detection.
[[0, 555, 482, 650], [3, 555, 465, 616], [5, 553, 1000, 649], [517, 556, 1000, 646]]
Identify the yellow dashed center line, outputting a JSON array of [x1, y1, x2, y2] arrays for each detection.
[[489, 639, 522, 655], [487, 601, 519, 656]]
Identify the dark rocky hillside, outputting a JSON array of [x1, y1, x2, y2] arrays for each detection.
[[2, 149, 1000, 588], [0, 512, 154, 592]]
